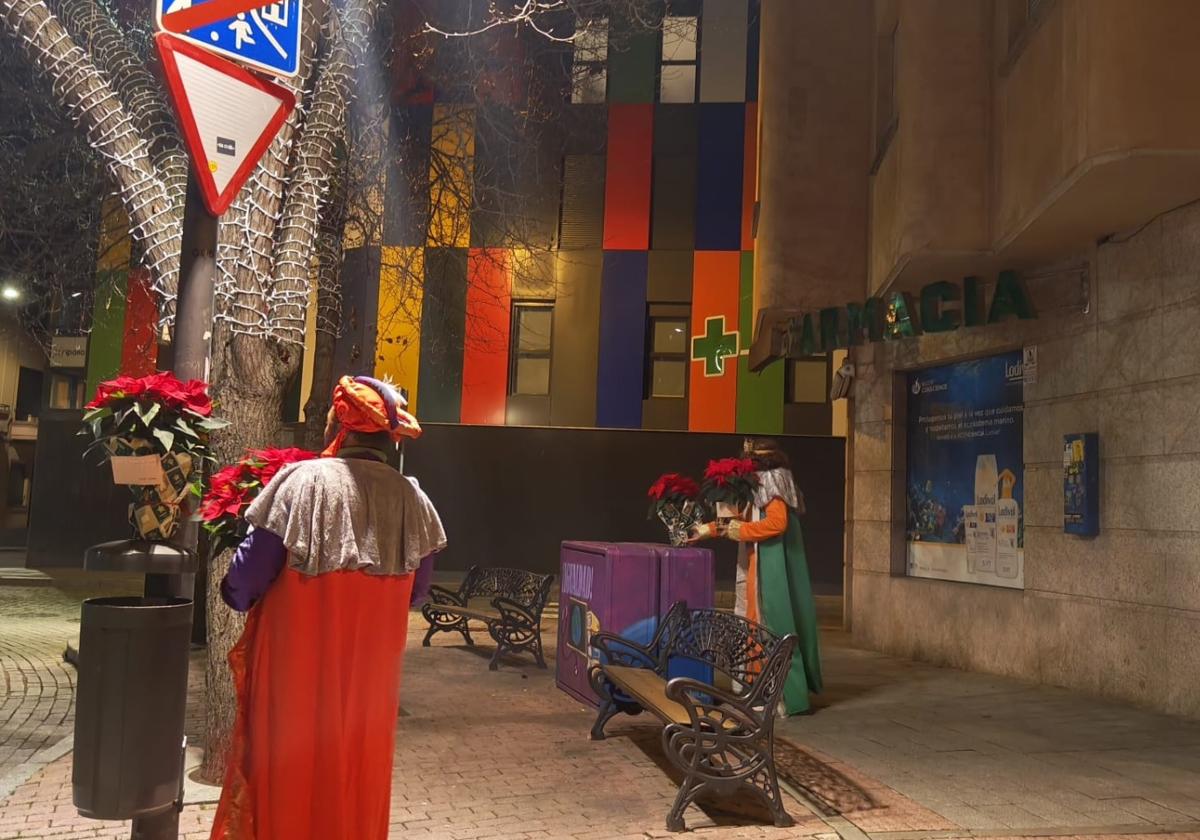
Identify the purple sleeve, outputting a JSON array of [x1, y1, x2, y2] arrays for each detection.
[[410, 552, 437, 606], [220, 527, 287, 612]]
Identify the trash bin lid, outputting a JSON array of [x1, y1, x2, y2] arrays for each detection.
[[80, 596, 193, 630], [84, 539, 196, 575]]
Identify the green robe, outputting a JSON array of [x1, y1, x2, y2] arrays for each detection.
[[757, 510, 823, 714]]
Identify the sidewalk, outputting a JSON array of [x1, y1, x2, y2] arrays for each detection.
[[2, 580, 1199, 840]]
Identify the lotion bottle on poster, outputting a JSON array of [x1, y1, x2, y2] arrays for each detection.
[[973, 455, 998, 573], [995, 469, 1020, 579]]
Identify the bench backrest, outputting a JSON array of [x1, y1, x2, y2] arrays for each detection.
[[462, 565, 554, 611], [656, 601, 796, 708]]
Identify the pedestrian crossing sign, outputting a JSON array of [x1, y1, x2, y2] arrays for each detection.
[[156, 0, 303, 78]]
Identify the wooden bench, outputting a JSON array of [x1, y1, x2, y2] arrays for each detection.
[[420, 566, 554, 670], [588, 601, 798, 832]]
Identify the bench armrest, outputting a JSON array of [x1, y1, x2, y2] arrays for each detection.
[[492, 596, 536, 626], [427, 585, 467, 608], [590, 632, 659, 670], [665, 676, 765, 734]]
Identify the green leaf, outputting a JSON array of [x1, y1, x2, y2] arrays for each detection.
[[174, 418, 200, 438], [134, 401, 161, 428], [152, 428, 175, 453], [83, 406, 112, 424], [196, 417, 230, 432]]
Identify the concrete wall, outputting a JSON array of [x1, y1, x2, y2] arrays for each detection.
[[848, 200, 1200, 719], [869, 0, 991, 293], [755, 0, 872, 313]]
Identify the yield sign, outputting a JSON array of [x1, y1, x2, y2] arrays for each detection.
[[155, 33, 295, 216]]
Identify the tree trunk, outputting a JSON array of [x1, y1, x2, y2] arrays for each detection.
[[197, 330, 292, 783]]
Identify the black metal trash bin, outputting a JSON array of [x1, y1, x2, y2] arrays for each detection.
[[72, 596, 192, 820]]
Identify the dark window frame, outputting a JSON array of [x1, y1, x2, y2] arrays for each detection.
[[644, 303, 691, 400], [658, 13, 699, 103], [509, 301, 555, 397]]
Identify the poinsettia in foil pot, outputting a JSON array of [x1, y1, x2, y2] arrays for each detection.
[[82, 372, 228, 541], [647, 473, 705, 546]]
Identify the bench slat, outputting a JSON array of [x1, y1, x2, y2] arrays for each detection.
[[604, 665, 691, 725]]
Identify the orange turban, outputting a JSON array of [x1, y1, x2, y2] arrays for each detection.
[[322, 376, 422, 457]]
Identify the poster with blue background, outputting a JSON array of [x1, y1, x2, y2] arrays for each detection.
[[906, 351, 1025, 589]]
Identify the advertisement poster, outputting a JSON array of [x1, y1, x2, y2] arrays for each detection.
[[906, 352, 1025, 589]]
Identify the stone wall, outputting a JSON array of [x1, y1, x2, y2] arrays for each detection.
[[848, 200, 1200, 719]]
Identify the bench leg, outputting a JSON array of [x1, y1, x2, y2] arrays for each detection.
[[590, 696, 620, 741], [422, 617, 474, 648], [531, 629, 547, 669], [666, 775, 704, 832], [757, 760, 794, 828]]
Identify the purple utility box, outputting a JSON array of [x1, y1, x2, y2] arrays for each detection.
[[556, 541, 714, 707]]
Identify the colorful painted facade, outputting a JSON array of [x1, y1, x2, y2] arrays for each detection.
[[348, 0, 830, 435]]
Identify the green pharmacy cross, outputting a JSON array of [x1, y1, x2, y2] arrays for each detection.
[[692, 316, 739, 377]]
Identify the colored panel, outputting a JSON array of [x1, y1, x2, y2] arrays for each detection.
[[746, 0, 761, 102], [120, 268, 158, 377], [741, 102, 758, 250], [653, 104, 698, 156], [647, 250, 694, 302], [603, 104, 654, 250], [549, 251, 603, 427], [699, 0, 749, 103], [385, 105, 432, 247], [607, 24, 657, 103], [688, 251, 740, 432], [86, 270, 128, 397], [429, 105, 475, 248], [334, 246, 382, 378], [560, 155, 606, 249], [461, 249, 512, 425], [651, 155, 697, 250], [596, 252, 648, 429], [417, 248, 468, 422], [736, 251, 782, 434], [375, 246, 424, 410], [695, 103, 745, 251]]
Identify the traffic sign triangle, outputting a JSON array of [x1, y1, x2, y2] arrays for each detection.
[[155, 33, 295, 216]]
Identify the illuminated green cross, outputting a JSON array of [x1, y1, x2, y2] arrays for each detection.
[[691, 316, 739, 377]]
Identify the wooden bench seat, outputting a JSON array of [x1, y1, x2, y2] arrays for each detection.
[[589, 602, 797, 833]]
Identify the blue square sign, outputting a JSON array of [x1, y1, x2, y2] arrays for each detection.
[[157, 0, 303, 78]]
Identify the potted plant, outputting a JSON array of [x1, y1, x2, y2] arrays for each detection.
[[82, 372, 227, 541], [201, 447, 317, 556], [701, 457, 759, 523], [647, 473, 704, 546]]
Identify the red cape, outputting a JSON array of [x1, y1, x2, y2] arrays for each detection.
[[210, 568, 414, 840]]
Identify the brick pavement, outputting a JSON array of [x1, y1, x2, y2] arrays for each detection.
[[4, 580, 1200, 840]]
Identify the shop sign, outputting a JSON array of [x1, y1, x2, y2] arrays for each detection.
[[50, 336, 87, 369], [749, 271, 1034, 368]]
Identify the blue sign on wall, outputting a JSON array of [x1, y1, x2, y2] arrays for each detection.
[[906, 351, 1026, 588], [1063, 433, 1100, 537], [157, 0, 303, 77]]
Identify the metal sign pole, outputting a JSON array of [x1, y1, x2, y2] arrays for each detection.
[[132, 178, 216, 840]]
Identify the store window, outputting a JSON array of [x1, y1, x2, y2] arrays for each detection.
[[510, 303, 554, 396], [787, 359, 828, 404], [571, 18, 608, 104], [646, 315, 689, 398], [48, 373, 86, 410], [659, 15, 698, 103]]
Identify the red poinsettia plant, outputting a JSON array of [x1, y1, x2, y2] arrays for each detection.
[[647, 473, 701, 518], [701, 457, 759, 508], [82, 372, 227, 481], [201, 447, 317, 556]]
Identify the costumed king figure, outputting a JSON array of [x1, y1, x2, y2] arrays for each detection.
[[692, 438, 822, 715], [210, 376, 447, 840]]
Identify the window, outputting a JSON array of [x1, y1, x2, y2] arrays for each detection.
[[787, 359, 828, 404], [659, 15, 698, 103], [646, 312, 689, 399], [571, 18, 608, 104], [510, 303, 554, 396], [48, 373, 85, 410], [871, 23, 898, 173]]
